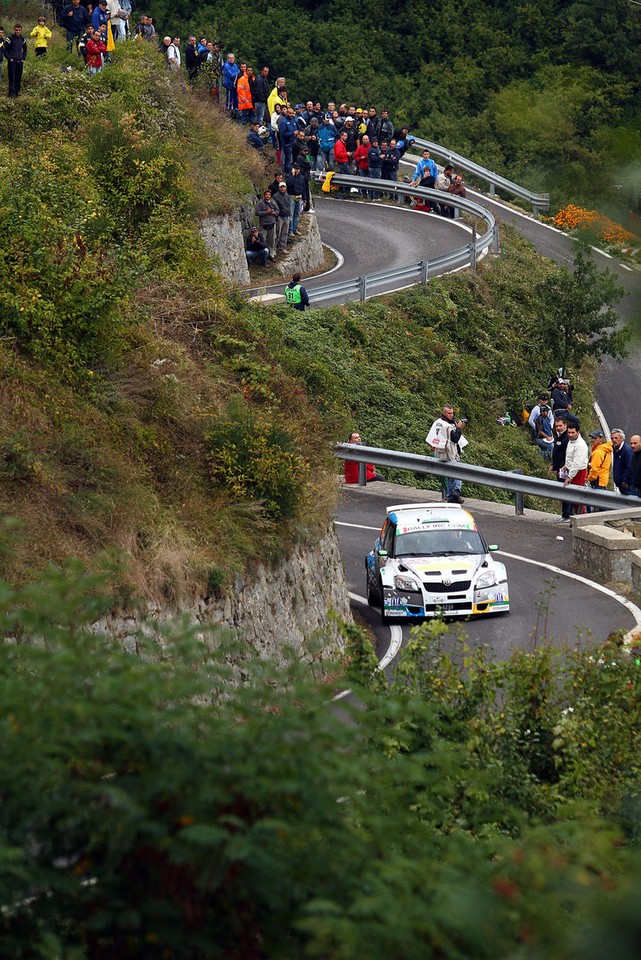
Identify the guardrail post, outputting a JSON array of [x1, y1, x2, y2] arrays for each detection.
[[468, 242, 477, 271], [493, 224, 500, 254], [532, 203, 541, 218], [511, 469, 525, 515], [358, 461, 367, 486], [420, 260, 429, 284], [359, 277, 367, 301], [489, 182, 496, 196]]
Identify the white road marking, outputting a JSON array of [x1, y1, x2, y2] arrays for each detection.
[[621, 264, 633, 271], [337, 521, 380, 531], [496, 550, 641, 630], [346, 592, 404, 673]]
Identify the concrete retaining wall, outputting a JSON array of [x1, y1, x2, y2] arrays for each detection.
[[572, 508, 641, 588]]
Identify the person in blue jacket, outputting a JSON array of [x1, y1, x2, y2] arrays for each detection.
[[317, 116, 337, 171], [221, 52, 240, 112], [410, 148, 438, 189], [611, 428, 636, 495], [278, 106, 297, 174], [91, 0, 108, 33]]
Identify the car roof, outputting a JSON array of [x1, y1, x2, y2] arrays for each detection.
[[386, 503, 477, 533]]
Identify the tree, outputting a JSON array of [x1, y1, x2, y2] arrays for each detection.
[[538, 241, 628, 368]]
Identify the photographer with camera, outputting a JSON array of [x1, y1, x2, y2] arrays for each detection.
[[426, 405, 468, 503]]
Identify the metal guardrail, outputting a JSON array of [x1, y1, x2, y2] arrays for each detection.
[[409, 136, 550, 216], [335, 443, 634, 514], [307, 175, 498, 306]]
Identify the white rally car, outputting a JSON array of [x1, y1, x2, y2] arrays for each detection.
[[365, 502, 510, 621]]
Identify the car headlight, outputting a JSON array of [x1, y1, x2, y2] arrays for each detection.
[[476, 570, 497, 590], [394, 574, 419, 592]]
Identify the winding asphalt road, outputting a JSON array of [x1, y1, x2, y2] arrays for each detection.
[[337, 483, 641, 665]]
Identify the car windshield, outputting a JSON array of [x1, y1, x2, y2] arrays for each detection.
[[394, 529, 485, 557]]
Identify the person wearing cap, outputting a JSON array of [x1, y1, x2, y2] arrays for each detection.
[[551, 379, 572, 412], [528, 395, 552, 434], [611, 428, 636, 495], [343, 117, 359, 157], [272, 181, 292, 251], [533, 404, 554, 460], [630, 435, 641, 497], [245, 227, 269, 268], [586, 430, 612, 510], [284, 272, 310, 311], [367, 138, 383, 199], [91, 0, 108, 33], [160, 35, 172, 60]]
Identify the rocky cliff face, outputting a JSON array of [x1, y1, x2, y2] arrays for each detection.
[[90, 527, 352, 663]]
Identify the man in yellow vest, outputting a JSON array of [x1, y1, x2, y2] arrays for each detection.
[[284, 273, 310, 311]]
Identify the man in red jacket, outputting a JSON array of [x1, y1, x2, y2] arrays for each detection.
[[334, 131, 352, 195], [343, 432, 384, 484]]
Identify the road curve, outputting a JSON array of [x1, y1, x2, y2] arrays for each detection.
[[314, 162, 641, 435], [337, 484, 640, 666]]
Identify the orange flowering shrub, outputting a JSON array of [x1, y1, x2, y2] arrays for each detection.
[[552, 204, 640, 247]]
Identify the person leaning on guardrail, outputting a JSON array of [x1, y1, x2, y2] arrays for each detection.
[[342, 432, 384, 484], [410, 149, 438, 189]]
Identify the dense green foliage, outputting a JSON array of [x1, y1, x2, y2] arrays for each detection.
[[147, 0, 641, 218], [244, 229, 605, 502], [1, 563, 641, 957]]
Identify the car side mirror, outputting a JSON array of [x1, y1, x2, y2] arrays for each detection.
[[377, 548, 388, 557], [488, 544, 499, 552]]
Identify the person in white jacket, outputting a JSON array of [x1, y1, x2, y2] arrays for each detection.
[[559, 423, 589, 521]]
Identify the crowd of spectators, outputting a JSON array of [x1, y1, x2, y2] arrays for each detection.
[[523, 372, 641, 520]]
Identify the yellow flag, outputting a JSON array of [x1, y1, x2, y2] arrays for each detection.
[[321, 171, 335, 193], [106, 20, 115, 52]]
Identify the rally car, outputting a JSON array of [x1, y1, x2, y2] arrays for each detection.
[[365, 502, 510, 621]]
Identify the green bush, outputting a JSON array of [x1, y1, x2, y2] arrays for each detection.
[[206, 399, 309, 520]]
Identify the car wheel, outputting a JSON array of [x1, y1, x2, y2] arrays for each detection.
[[380, 580, 388, 623], [366, 573, 379, 607]]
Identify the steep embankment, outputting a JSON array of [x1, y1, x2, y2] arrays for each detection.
[[0, 25, 590, 607]]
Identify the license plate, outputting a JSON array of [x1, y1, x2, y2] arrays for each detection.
[[441, 604, 454, 611]]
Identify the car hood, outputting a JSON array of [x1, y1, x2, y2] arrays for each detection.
[[394, 555, 481, 578]]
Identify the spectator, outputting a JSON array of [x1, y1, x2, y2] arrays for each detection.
[[91, 0, 108, 33], [60, 0, 89, 53], [253, 66, 270, 125], [185, 35, 201, 82], [367, 138, 383, 199], [254, 189, 278, 261], [366, 107, 380, 140], [533, 404, 554, 460], [85, 27, 106, 73], [378, 108, 394, 144], [245, 227, 269, 268], [272, 181, 292, 252], [305, 117, 320, 168], [236, 63, 254, 124], [110, 0, 130, 41], [268, 171, 286, 196], [166, 37, 181, 71], [334, 131, 351, 193], [267, 77, 286, 116], [160, 35, 172, 60], [446, 174, 467, 215], [550, 415, 572, 522], [205, 41, 222, 100], [427, 404, 467, 504], [222, 52, 240, 112], [247, 120, 264, 151], [353, 134, 370, 195], [4, 23, 27, 97], [551, 378, 572, 412], [285, 163, 305, 237], [630, 435, 641, 498], [411, 149, 438, 188], [270, 102, 283, 159], [528, 394, 552, 434], [587, 430, 612, 511], [317, 115, 337, 171], [343, 117, 359, 158], [30, 17, 52, 57], [611, 428, 636, 495], [381, 140, 400, 185], [284, 272, 310, 311], [560, 423, 589, 520], [278, 106, 297, 174], [436, 164, 454, 191], [78, 23, 93, 61], [343, 431, 385, 483]]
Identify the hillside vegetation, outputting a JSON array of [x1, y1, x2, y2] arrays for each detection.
[[0, 22, 601, 600], [149, 0, 641, 221]]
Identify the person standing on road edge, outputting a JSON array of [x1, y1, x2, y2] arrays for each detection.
[[611, 428, 636, 496], [586, 430, 612, 512], [551, 415, 571, 522], [427, 405, 466, 504], [559, 423, 589, 521], [284, 273, 310, 311], [630, 435, 641, 498]]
